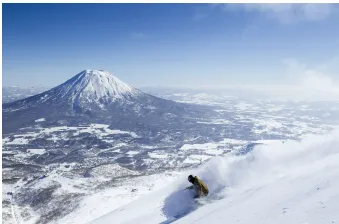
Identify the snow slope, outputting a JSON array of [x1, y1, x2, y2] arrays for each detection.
[[53, 69, 139, 102], [91, 129, 339, 224], [33, 69, 141, 105], [2, 70, 143, 113]]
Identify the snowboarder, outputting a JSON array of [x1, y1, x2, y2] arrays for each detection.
[[186, 175, 209, 198]]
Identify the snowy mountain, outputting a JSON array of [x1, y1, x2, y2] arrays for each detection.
[[7, 70, 142, 108], [58, 69, 140, 102], [2, 70, 212, 134]]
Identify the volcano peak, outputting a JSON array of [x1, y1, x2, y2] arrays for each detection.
[[56, 69, 140, 102]]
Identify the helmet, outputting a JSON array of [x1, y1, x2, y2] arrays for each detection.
[[188, 175, 194, 183]]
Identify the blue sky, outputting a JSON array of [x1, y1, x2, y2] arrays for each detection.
[[3, 3, 339, 88]]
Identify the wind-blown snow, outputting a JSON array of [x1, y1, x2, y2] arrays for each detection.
[[91, 129, 339, 224]]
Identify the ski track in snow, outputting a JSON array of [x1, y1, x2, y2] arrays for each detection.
[[10, 196, 20, 224], [88, 129, 339, 224]]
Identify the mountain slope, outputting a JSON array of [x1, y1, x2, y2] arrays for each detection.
[[3, 70, 155, 111], [2, 70, 211, 134], [90, 130, 339, 224]]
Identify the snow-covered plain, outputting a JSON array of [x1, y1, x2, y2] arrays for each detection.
[[2, 124, 137, 146], [90, 129, 339, 224]]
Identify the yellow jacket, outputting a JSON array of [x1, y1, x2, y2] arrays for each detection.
[[187, 176, 209, 197]]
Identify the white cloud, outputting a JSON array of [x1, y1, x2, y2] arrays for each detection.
[[225, 58, 339, 101], [282, 58, 339, 99], [161, 57, 339, 101], [224, 3, 334, 24]]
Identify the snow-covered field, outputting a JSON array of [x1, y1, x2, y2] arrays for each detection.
[[3, 87, 339, 224], [58, 172, 181, 224], [90, 129, 339, 224], [2, 123, 137, 146]]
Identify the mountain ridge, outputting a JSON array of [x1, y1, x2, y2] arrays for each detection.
[[2, 69, 212, 135], [3, 70, 145, 109]]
